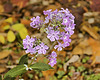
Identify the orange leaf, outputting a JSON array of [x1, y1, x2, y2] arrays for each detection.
[[21, 19, 31, 25], [88, 37, 100, 64], [42, 69, 56, 80]]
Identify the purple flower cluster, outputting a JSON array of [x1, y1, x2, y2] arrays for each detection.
[[30, 16, 43, 29], [35, 43, 49, 54], [23, 35, 49, 54], [48, 51, 57, 67], [43, 8, 75, 51], [23, 8, 75, 67]]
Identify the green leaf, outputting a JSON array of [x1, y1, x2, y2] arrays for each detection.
[[4, 76, 15, 80], [19, 54, 28, 65], [57, 71, 65, 78], [4, 65, 26, 79], [30, 62, 53, 71]]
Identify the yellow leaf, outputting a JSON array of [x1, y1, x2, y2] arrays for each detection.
[[12, 23, 25, 31], [5, 17, 13, 23], [12, 23, 28, 39], [7, 30, 16, 42], [3, 25, 10, 30], [19, 27, 28, 39], [0, 35, 5, 44]]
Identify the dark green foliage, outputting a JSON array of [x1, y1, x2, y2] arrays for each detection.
[[19, 54, 28, 65], [30, 62, 53, 71], [4, 65, 26, 79], [4, 76, 15, 80], [4, 62, 53, 80]]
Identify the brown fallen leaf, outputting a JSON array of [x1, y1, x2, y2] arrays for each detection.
[[64, 55, 79, 71], [11, 0, 29, 8], [88, 37, 100, 64], [0, 4, 4, 13], [82, 25, 100, 40], [21, 19, 31, 25], [88, 37, 100, 54], [0, 58, 8, 64], [0, 67, 6, 73], [83, 46, 92, 55], [72, 39, 92, 55], [72, 46, 83, 55], [44, 3, 62, 11], [59, 51, 66, 57], [0, 50, 12, 59], [42, 69, 56, 80]]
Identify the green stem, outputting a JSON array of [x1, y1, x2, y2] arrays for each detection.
[[28, 53, 38, 67]]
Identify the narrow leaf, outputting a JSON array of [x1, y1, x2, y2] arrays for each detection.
[[30, 62, 53, 71], [19, 54, 28, 65], [4, 65, 26, 79]]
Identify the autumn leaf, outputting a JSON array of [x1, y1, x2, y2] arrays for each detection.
[[44, 4, 61, 11], [42, 69, 56, 80], [12, 23, 25, 31], [88, 37, 100, 64], [72, 39, 92, 55], [90, 0, 100, 11], [0, 67, 6, 73], [0, 50, 12, 59], [3, 25, 10, 30], [88, 37, 100, 56], [11, 0, 29, 8], [0, 35, 5, 44], [21, 19, 31, 25], [82, 25, 100, 40], [19, 27, 28, 39], [5, 17, 13, 24], [0, 5, 4, 13], [7, 30, 16, 42], [12, 23, 28, 39]]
